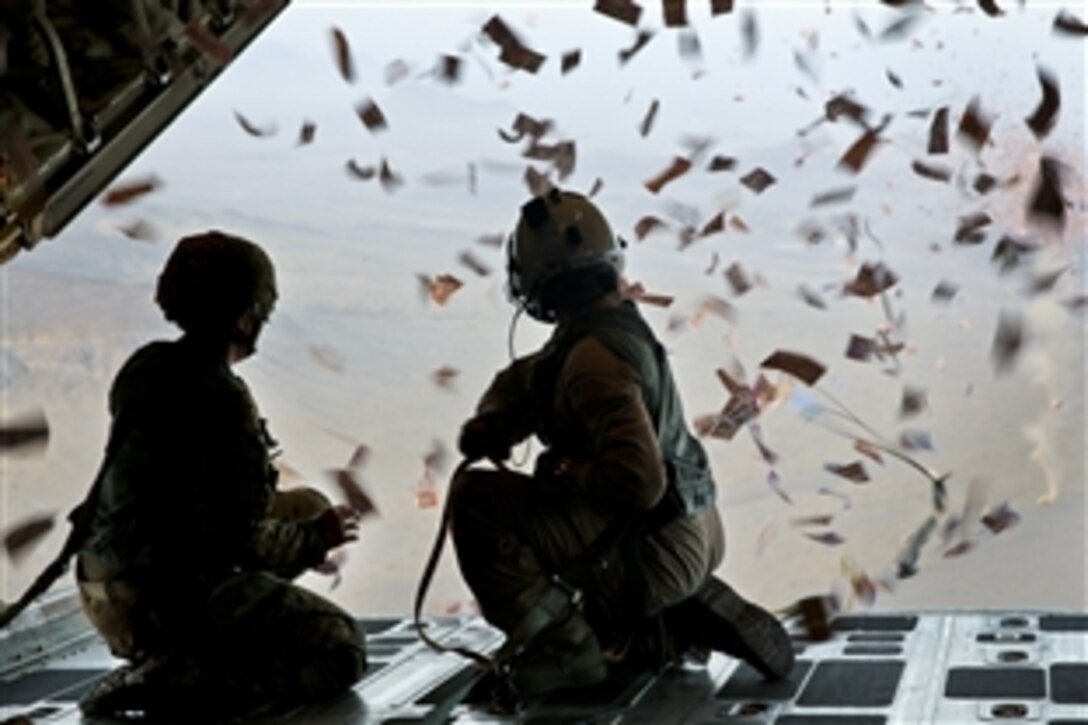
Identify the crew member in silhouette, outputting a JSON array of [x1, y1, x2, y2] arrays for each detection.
[[76, 231, 366, 717]]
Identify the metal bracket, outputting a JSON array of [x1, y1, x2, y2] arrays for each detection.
[[31, 10, 90, 151]]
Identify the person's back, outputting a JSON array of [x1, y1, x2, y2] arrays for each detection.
[[83, 336, 278, 609], [531, 296, 724, 620]]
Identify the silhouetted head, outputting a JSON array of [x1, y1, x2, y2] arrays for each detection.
[[156, 230, 277, 357]]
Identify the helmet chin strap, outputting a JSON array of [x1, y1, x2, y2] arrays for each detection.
[[506, 303, 526, 362], [504, 302, 535, 469]]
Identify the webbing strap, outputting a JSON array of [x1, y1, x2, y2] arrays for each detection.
[[412, 459, 492, 669], [413, 460, 623, 721], [413, 464, 586, 650], [418, 580, 581, 724]]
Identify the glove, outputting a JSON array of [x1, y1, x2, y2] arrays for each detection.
[[311, 504, 361, 551], [458, 413, 513, 462]]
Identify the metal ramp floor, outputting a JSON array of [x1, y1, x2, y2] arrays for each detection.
[[2, 592, 1086, 723]]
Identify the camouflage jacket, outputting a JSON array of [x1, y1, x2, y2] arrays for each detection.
[[81, 337, 328, 598]]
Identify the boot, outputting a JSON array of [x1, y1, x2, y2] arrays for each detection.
[[510, 608, 607, 697], [665, 576, 794, 680], [469, 605, 608, 714], [81, 655, 205, 719], [78, 651, 259, 720]]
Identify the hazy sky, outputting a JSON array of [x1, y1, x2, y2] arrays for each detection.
[[20, 1, 1085, 297]]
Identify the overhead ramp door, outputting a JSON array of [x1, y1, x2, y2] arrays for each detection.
[[0, 0, 290, 264]]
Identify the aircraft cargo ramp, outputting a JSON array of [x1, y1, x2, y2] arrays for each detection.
[[2, 588, 1086, 723]]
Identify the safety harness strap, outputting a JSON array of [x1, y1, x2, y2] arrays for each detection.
[[414, 460, 640, 720], [412, 458, 492, 668]]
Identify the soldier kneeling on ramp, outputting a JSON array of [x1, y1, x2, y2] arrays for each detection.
[[449, 190, 795, 706], [29, 232, 366, 718]]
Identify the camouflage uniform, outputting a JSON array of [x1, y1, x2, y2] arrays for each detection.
[[77, 335, 366, 714], [450, 298, 725, 661]]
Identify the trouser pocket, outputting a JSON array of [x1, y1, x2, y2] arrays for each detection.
[[77, 554, 155, 659]]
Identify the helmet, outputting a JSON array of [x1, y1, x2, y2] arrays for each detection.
[[156, 230, 277, 335], [507, 189, 625, 322]]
